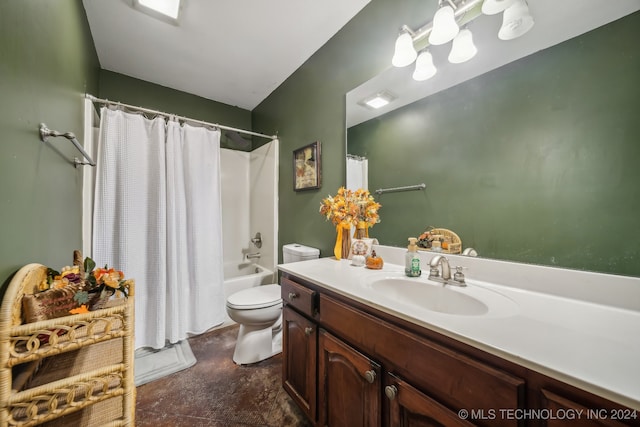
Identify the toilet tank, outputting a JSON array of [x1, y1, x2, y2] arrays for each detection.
[[283, 243, 320, 263]]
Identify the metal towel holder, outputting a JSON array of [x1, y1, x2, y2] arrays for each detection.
[[375, 183, 426, 195], [39, 123, 95, 167]]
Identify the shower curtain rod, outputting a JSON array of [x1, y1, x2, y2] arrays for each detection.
[[85, 94, 277, 140]]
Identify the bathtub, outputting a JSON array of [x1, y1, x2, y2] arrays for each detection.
[[222, 262, 276, 323]]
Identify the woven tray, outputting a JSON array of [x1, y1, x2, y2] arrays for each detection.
[[417, 227, 462, 254]]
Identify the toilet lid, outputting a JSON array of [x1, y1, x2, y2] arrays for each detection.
[[226, 284, 282, 310]]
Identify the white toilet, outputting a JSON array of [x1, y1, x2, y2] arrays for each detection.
[[225, 243, 320, 364]]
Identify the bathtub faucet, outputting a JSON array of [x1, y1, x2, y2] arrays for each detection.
[[246, 252, 261, 260]]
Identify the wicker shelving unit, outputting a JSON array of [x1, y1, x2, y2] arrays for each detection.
[[0, 263, 135, 426]]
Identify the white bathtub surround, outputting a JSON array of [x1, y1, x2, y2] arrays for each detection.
[[220, 139, 279, 284], [278, 246, 640, 410], [249, 140, 279, 272]]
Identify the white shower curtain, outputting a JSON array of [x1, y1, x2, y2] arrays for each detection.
[[93, 108, 225, 349], [165, 121, 225, 342]]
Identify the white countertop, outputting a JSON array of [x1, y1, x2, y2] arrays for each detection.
[[278, 251, 640, 410]]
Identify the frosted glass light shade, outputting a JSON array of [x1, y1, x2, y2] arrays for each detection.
[[498, 0, 535, 40], [412, 51, 437, 81], [428, 5, 459, 45], [392, 32, 418, 67], [448, 29, 477, 64], [481, 0, 515, 15]]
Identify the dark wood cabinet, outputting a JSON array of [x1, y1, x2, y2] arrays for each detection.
[[385, 373, 476, 427], [540, 389, 632, 427], [318, 329, 382, 427], [281, 273, 639, 427], [318, 293, 524, 427], [283, 305, 317, 422]]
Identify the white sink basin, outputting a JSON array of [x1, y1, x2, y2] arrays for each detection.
[[365, 276, 517, 317]]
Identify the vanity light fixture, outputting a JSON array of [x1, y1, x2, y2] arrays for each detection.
[[412, 51, 437, 81], [359, 91, 397, 109], [391, 0, 534, 79], [133, 0, 182, 24]]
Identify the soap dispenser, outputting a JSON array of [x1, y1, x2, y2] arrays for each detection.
[[405, 237, 422, 277]]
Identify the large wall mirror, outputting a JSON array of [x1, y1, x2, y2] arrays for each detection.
[[346, 0, 640, 277]]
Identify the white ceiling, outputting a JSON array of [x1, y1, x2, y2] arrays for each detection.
[[347, 0, 640, 127], [83, 0, 371, 110]]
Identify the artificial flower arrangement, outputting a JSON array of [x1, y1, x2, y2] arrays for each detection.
[[320, 187, 381, 229], [319, 187, 381, 259], [43, 256, 130, 315]]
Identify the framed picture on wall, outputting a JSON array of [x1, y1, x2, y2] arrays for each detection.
[[293, 141, 321, 191]]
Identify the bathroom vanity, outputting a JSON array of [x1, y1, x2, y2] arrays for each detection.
[[278, 247, 640, 427]]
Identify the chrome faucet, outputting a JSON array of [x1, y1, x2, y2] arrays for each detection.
[[246, 252, 261, 260], [429, 256, 468, 287], [428, 255, 451, 283]]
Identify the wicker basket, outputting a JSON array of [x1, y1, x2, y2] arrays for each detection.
[[417, 227, 462, 254]]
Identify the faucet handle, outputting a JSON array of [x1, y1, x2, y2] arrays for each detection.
[[453, 266, 467, 284], [251, 232, 262, 248]]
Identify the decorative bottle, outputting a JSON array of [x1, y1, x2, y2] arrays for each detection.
[[405, 237, 421, 277]]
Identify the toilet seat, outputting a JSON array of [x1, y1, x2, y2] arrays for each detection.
[[226, 284, 281, 310]]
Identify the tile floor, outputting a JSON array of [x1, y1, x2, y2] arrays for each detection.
[[135, 324, 312, 427]]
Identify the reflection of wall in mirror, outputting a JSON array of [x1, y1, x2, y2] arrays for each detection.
[[346, 12, 640, 277]]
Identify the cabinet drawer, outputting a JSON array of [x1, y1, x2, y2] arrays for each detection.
[[281, 277, 317, 318], [320, 294, 525, 427]]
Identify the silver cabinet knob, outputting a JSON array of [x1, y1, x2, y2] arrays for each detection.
[[364, 370, 376, 384], [385, 385, 398, 400], [288, 292, 298, 300], [304, 327, 313, 336]]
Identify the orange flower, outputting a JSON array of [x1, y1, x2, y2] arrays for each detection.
[[70, 305, 89, 315], [94, 268, 125, 289]]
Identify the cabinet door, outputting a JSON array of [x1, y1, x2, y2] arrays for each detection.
[[541, 389, 632, 427], [318, 329, 381, 427], [385, 373, 476, 427], [283, 305, 317, 423]]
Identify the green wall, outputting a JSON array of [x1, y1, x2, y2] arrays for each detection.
[[254, 1, 640, 276], [347, 12, 640, 276], [0, 0, 100, 288], [253, 0, 430, 259], [99, 70, 252, 150]]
